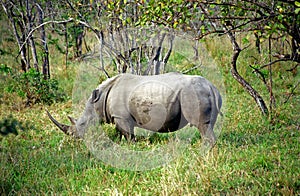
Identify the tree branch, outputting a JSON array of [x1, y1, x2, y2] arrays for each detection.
[[17, 18, 74, 56], [284, 81, 299, 104]]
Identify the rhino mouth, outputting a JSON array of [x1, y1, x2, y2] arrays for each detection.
[[46, 110, 70, 134]]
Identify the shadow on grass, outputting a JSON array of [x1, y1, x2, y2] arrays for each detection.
[[219, 131, 266, 147], [0, 115, 35, 136]]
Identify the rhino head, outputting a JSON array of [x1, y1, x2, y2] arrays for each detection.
[[46, 110, 79, 138], [46, 76, 121, 138], [46, 108, 97, 139], [46, 88, 106, 138]]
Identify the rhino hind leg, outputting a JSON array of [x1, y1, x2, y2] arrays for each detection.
[[183, 107, 216, 147], [114, 118, 136, 142], [180, 89, 216, 147], [197, 122, 216, 147]]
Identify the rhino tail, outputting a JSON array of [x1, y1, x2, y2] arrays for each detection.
[[209, 85, 223, 117]]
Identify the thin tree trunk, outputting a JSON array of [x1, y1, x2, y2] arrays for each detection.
[[227, 30, 269, 116], [37, 3, 50, 79], [26, 0, 39, 71], [161, 33, 174, 72], [268, 36, 276, 113], [1, 2, 28, 71], [64, 23, 69, 70], [137, 45, 142, 75], [75, 24, 84, 57], [98, 31, 110, 78], [145, 33, 166, 75]]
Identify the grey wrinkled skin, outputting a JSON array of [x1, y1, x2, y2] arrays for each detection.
[[47, 72, 222, 147]]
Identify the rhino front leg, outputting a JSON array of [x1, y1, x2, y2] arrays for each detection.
[[114, 118, 136, 142]]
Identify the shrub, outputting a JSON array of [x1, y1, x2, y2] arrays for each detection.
[[1, 66, 67, 105]]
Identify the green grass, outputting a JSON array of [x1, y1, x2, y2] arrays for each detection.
[[1, 106, 298, 195], [1, 31, 299, 195]]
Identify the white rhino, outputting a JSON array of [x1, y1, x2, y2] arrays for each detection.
[[47, 72, 222, 147]]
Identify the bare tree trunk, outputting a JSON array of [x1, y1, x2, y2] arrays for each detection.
[[64, 23, 69, 70], [37, 3, 50, 79], [145, 32, 166, 75], [17, 25, 28, 72], [268, 36, 276, 113], [162, 33, 174, 68], [1, 2, 28, 71], [75, 24, 84, 58], [46, 1, 55, 31], [137, 45, 143, 75], [26, 0, 39, 71], [227, 30, 269, 116], [98, 31, 110, 78], [193, 40, 199, 60], [254, 31, 261, 54], [108, 24, 121, 73]]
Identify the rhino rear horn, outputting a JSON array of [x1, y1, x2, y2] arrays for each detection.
[[46, 109, 70, 134], [68, 116, 76, 125]]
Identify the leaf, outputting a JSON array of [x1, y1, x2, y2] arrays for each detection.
[[242, 37, 250, 45], [173, 21, 178, 28], [201, 25, 206, 34], [296, 8, 300, 14], [295, 1, 300, 7], [200, 14, 205, 21], [264, 25, 271, 30]]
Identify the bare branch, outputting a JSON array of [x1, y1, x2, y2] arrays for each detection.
[[286, 63, 299, 72], [284, 81, 300, 104], [259, 53, 300, 70], [18, 18, 74, 56], [181, 64, 202, 74]]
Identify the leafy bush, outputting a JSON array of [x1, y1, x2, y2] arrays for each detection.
[[0, 63, 12, 75], [1, 66, 67, 105]]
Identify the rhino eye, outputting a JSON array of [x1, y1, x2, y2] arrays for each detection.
[[80, 122, 86, 126]]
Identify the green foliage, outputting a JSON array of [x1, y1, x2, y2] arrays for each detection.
[[0, 114, 34, 136], [0, 63, 12, 75], [296, 1, 300, 14], [48, 34, 65, 54], [2, 68, 67, 105], [137, 0, 197, 28]]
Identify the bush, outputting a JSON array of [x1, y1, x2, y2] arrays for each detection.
[[1, 66, 67, 105]]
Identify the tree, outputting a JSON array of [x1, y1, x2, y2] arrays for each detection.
[[137, 0, 300, 116], [63, 0, 175, 76], [1, 0, 299, 113], [1, 0, 51, 78]]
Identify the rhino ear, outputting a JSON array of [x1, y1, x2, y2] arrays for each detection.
[[68, 116, 77, 125], [92, 89, 101, 103]]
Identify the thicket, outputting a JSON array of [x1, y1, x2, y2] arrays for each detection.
[[0, 0, 299, 117], [0, 64, 67, 105]]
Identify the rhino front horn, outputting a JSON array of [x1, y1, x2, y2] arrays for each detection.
[[46, 109, 70, 134]]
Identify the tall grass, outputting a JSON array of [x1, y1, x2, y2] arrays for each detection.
[[0, 31, 299, 195]]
